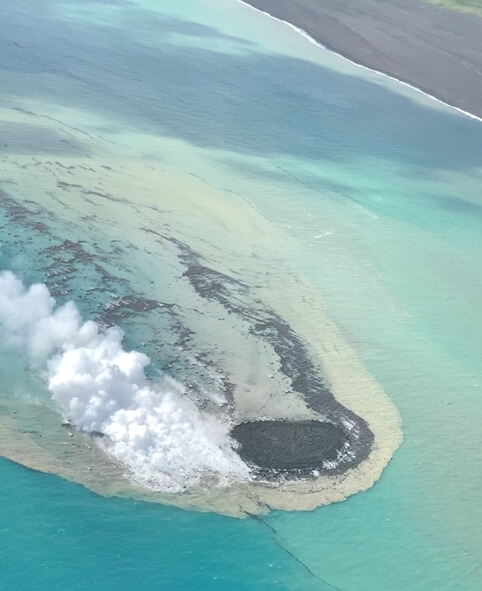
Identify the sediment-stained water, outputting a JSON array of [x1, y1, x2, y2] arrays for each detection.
[[0, 0, 481, 589]]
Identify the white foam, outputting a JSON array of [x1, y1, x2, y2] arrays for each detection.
[[0, 271, 250, 492], [238, 0, 482, 124]]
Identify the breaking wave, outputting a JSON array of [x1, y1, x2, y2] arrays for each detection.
[[0, 271, 250, 492]]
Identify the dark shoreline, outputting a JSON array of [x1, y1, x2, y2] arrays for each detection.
[[242, 0, 482, 119], [174, 236, 374, 476], [232, 419, 349, 478]]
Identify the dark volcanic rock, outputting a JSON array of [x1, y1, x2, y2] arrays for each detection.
[[232, 419, 349, 478]]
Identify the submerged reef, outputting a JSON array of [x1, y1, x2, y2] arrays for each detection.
[[172, 236, 374, 476], [0, 183, 401, 515]]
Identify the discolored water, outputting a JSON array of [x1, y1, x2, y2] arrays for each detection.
[[0, 0, 481, 589]]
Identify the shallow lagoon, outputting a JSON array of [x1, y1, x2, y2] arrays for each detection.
[[1, 0, 481, 588]]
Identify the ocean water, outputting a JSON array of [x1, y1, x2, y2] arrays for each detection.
[[1, 0, 481, 589]]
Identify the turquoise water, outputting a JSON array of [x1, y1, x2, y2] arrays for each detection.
[[1, 0, 482, 589], [0, 457, 326, 590]]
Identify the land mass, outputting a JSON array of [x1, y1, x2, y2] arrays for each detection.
[[242, 0, 482, 119]]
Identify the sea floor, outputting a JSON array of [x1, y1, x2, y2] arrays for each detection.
[[0, 0, 481, 588]]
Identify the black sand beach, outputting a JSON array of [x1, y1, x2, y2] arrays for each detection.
[[243, 0, 482, 118]]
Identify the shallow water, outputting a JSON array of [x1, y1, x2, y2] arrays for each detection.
[[0, 0, 481, 589]]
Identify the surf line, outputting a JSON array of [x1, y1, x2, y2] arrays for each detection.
[[237, 0, 482, 125]]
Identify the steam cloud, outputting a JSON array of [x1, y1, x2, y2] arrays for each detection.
[[0, 271, 250, 491]]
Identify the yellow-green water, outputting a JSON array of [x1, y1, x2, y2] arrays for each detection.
[[0, 0, 481, 588]]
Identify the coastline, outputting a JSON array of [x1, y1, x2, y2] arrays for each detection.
[[0, 103, 402, 516], [239, 0, 482, 121], [0, 1, 407, 517]]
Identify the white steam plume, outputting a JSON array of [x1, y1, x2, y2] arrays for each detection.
[[0, 271, 250, 491]]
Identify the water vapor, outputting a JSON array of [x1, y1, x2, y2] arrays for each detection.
[[0, 271, 249, 491]]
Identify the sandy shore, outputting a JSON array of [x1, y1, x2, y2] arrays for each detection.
[[242, 0, 482, 119]]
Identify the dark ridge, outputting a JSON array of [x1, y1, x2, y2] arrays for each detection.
[[1, 186, 375, 478], [90, 430, 105, 438], [0, 188, 50, 233], [101, 294, 164, 325], [232, 419, 348, 477], [169, 234, 374, 473]]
